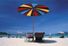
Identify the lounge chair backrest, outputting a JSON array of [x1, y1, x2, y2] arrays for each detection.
[[35, 32, 45, 38], [26, 33, 33, 38]]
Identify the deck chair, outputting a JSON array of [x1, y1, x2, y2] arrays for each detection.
[[35, 32, 45, 42], [26, 32, 34, 41]]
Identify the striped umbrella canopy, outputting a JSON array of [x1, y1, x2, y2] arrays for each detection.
[[18, 3, 49, 16]]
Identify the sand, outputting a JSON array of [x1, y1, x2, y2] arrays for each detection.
[[0, 38, 68, 46]]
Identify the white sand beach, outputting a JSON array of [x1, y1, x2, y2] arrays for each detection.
[[0, 38, 68, 46]]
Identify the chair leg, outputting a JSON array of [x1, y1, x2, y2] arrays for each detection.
[[35, 37, 42, 42], [32, 37, 34, 41]]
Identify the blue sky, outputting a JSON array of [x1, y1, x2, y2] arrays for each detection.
[[0, 0, 68, 34]]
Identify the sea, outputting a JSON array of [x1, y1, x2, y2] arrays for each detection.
[[45, 34, 68, 38], [0, 33, 68, 38]]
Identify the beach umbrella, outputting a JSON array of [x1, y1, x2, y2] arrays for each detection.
[[18, 3, 49, 16], [18, 3, 49, 40]]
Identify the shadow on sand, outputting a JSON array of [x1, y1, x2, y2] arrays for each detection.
[[35, 40, 57, 44], [27, 40, 57, 44]]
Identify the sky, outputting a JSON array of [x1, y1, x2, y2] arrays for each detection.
[[0, 0, 68, 34]]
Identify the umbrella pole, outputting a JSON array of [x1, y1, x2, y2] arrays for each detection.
[[32, 16, 35, 41]]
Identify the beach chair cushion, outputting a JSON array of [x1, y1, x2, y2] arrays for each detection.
[[26, 33, 33, 38]]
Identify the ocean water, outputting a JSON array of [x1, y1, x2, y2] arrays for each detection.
[[13, 34, 68, 38], [45, 34, 68, 38], [0, 33, 68, 38]]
